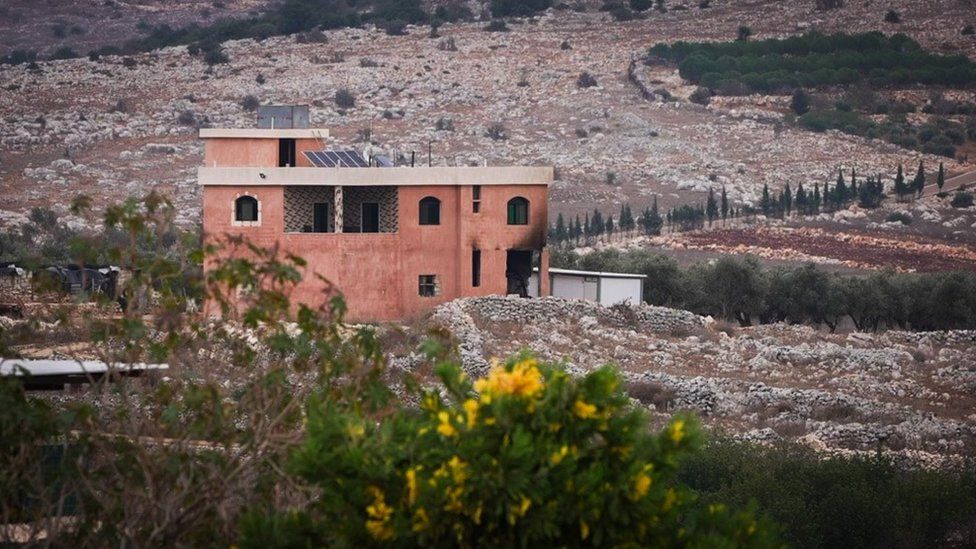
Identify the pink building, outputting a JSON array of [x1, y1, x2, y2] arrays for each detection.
[[199, 113, 552, 322]]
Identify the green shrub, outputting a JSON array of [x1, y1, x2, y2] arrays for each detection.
[[335, 88, 355, 108], [885, 211, 912, 225], [242, 356, 778, 546], [484, 19, 509, 32], [690, 86, 712, 105], [952, 191, 975, 208], [490, 0, 551, 17], [679, 440, 976, 549]]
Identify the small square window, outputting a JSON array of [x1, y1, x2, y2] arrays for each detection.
[[419, 275, 438, 297]]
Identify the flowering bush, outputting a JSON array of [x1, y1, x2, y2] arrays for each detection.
[[241, 353, 778, 546]]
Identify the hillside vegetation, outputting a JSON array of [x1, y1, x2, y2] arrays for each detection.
[[651, 31, 976, 93]]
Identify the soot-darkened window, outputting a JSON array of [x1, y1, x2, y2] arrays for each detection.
[[419, 275, 438, 297], [507, 196, 529, 225], [419, 196, 441, 225], [235, 196, 259, 222]]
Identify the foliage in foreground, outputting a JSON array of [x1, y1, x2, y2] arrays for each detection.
[[679, 440, 976, 548], [242, 356, 776, 546], [0, 193, 774, 546]]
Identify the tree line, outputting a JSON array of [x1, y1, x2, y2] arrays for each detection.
[[1, 0, 557, 65], [549, 161, 957, 244], [648, 31, 976, 94], [553, 249, 976, 332]]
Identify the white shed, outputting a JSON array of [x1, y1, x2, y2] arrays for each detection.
[[529, 268, 646, 306]]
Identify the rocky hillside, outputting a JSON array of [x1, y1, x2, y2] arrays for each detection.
[[428, 295, 976, 467], [2, 1, 975, 229]]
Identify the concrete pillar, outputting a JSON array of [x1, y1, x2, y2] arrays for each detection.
[[334, 186, 343, 233]]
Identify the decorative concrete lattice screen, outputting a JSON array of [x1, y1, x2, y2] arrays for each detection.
[[284, 186, 334, 232], [343, 186, 398, 233]]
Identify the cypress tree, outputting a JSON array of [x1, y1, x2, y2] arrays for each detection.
[[720, 186, 729, 222], [605, 214, 614, 238], [823, 181, 831, 212], [706, 188, 718, 226], [912, 161, 925, 198], [937, 162, 946, 194], [836, 171, 848, 206], [761, 184, 772, 217], [784, 183, 793, 215], [555, 213, 566, 243], [584, 212, 591, 238], [795, 183, 807, 215], [813, 183, 821, 213]]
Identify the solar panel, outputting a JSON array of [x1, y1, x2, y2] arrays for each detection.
[[303, 150, 369, 168]]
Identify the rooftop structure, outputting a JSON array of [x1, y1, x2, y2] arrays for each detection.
[[199, 107, 553, 321]]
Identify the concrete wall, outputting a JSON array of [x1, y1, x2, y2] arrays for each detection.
[[203, 181, 549, 321], [599, 277, 642, 305], [201, 133, 550, 321], [203, 138, 323, 168], [532, 273, 643, 306]]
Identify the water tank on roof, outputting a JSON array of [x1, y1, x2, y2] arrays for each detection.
[[257, 105, 310, 129]]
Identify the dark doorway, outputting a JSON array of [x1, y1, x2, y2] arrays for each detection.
[[472, 249, 481, 287], [278, 138, 296, 167], [505, 250, 532, 297], [313, 203, 330, 232], [361, 202, 380, 233]]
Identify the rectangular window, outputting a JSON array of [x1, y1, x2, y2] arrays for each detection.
[[278, 138, 296, 167], [312, 203, 330, 232], [419, 275, 438, 297], [361, 202, 380, 233], [472, 185, 481, 213], [472, 249, 481, 287]]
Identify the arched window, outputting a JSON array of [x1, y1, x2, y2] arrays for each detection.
[[419, 196, 441, 225], [507, 197, 529, 225], [235, 195, 259, 222]]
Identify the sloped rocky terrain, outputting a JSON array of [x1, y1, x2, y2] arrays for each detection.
[[430, 296, 976, 467], [2, 0, 975, 231]]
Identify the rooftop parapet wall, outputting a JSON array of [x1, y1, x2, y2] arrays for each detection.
[[198, 166, 554, 187], [199, 128, 330, 139]]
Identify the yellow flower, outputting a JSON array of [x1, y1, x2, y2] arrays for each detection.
[[412, 507, 430, 532], [669, 419, 685, 443], [406, 467, 420, 506], [662, 488, 677, 511], [346, 421, 365, 439], [444, 485, 464, 512], [447, 455, 468, 483], [632, 473, 652, 500], [507, 495, 532, 524], [474, 358, 544, 398], [463, 398, 479, 429], [436, 411, 457, 437], [573, 399, 598, 419], [550, 445, 569, 466], [365, 486, 394, 541], [580, 519, 590, 540]]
